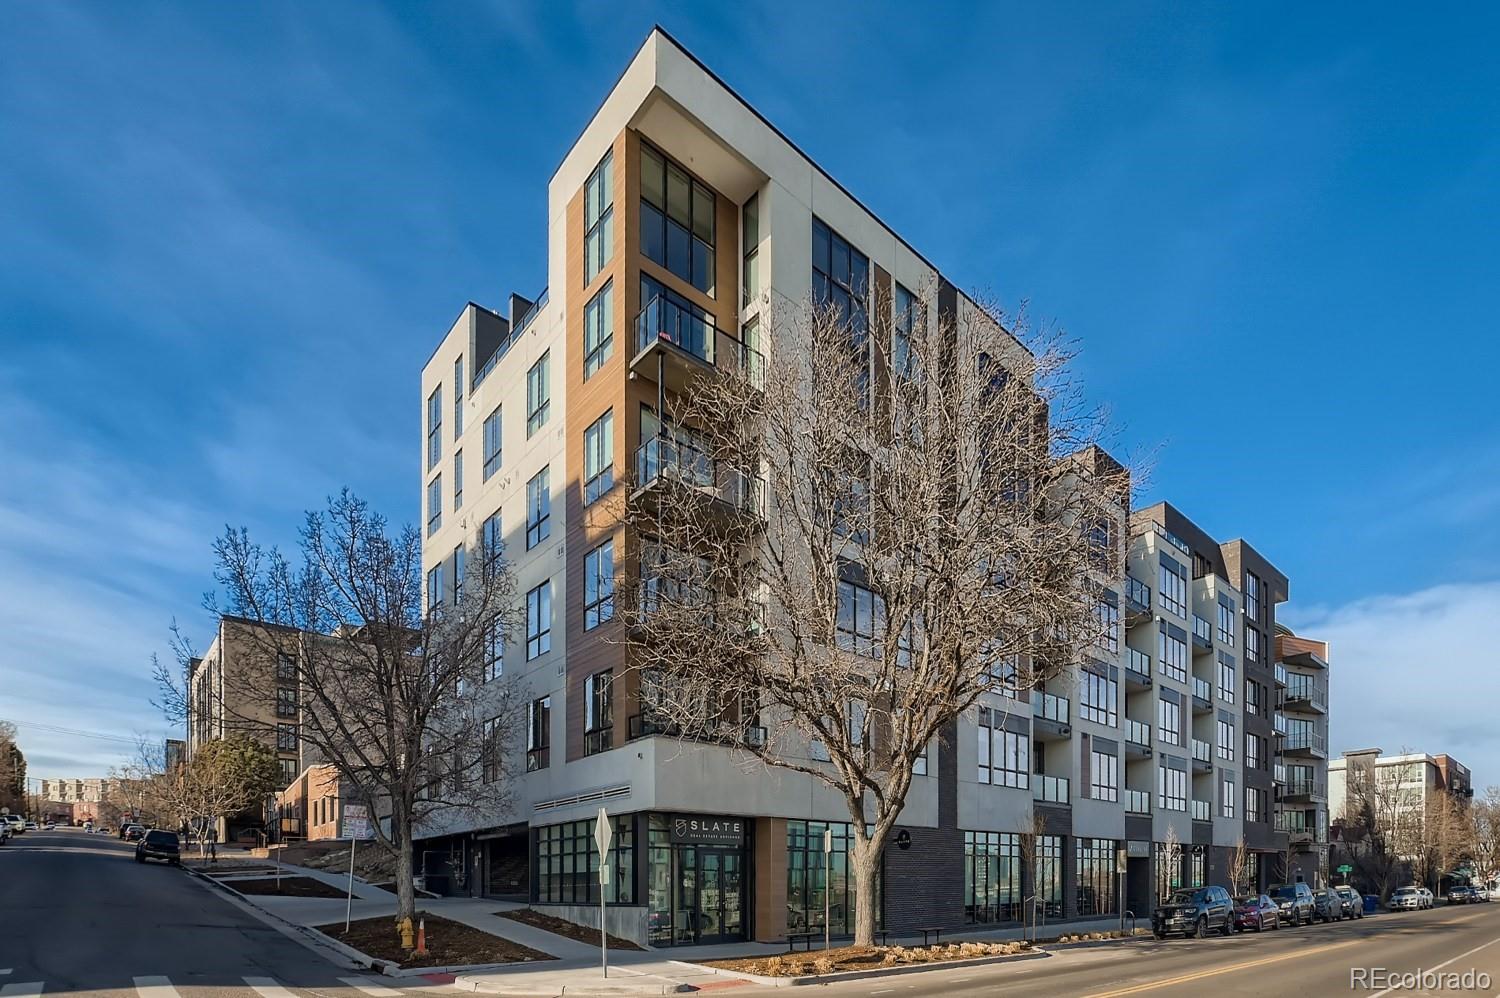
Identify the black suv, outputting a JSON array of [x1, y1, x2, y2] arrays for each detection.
[[1268, 882, 1315, 926], [135, 829, 181, 866], [1153, 885, 1235, 939]]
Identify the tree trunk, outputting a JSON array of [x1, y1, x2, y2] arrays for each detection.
[[850, 837, 884, 947], [395, 823, 416, 926]]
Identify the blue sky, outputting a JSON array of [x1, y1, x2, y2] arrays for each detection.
[[2, 2, 1497, 780]]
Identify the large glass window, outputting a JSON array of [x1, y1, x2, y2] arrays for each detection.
[[1246, 786, 1265, 823], [482, 406, 502, 480], [584, 280, 613, 378], [426, 385, 442, 471], [426, 474, 442, 536], [586, 670, 613, 754], [1217, 597, 1236, 646], [1158, 696, 1181, 746], [964, 831, 1021, 923], [811, 217, 870, 403], [426, 564, 443, 610], [1080, 669, 1117, 727], [584, 150, 614, 287], [1217, 718, 1236, 761], [976, 708, 1029, 789], [526, 351, 550, 437], [453, 356, 464, 436], [482, 717, 502, 784], [1221, 771, 1236, 818], [892, 282, 920, 381], [527, 696, 550, 771], [1218, 655, 1236, 703], [1075, 838, 1118, 916], [741, 193, 759, 306], [835, 579, 884, 658], [584, 410, 614, 505], [452, 450, 464, 510], [1158, 627, 1187, 682], [481, 509, 502, 576], [786, 820, 875, 936], [640, 143, 714, 295], [526, 581, 551, 660], [1245, 573, 1262, 621], [1037, 835, 1065, 918], [585, 540, 615, 630], [526, 467, 550, 549], [1157, 764, 1187, 811], [1090, 749, 1118, 802], [1244, 626, 1261, 662], [1158, 558, 1187, 617], [1095, 598, 1120, 653], [536, 816, 632, 905], [276, 687, 297, 719]]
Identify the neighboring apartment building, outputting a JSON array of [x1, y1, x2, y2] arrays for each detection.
[[165, 738, 186, 773], [416, 27, 1320, 944], [1329, 749, 1473, 827], [1274, 624, 1330, 884], [274, 763, 350, 842], [38, 777, 118, 804], [186, 615, 310, 839]]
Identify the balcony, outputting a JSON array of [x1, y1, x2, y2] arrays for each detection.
[[1192, 738, 1212, 773], [1125, 788, 1151, 814], [1283, 676, 1328, 714], [1282, 779, 1327, 803], [1124, 576, 1152, 623], [1124, 647, 1153, 689], [1125, 718, 1152, 757], [631, 295, 764, 397], [1191, 676, 1213, 712], [633, 435, 764, 527], [1283, 731, 1328, 758], [1192, 616, 1213, 652], [1274, 664, 1289, 688], [1031, 691, 1072, 740], [1032, 775, 1071, 805], [1144, 520, 1191, 556], [1191, 799, 1211, 822]]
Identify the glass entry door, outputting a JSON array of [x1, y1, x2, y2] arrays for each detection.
[[698, 849, 744, 943]]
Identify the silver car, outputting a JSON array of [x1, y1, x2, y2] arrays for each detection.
[[1391, 886, 1427, 910]]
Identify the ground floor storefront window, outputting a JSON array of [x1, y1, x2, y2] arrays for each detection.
[[964, 831, 1021, 923], [1189, 849, 1206, 888], [786, 820, 879, 936], [1037, 834, 1065, 918], [536, 815, 634, 904], [647, 814, 748, 946], [1076, 837, 1118, 915]]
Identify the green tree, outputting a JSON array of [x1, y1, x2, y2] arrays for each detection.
[[188, 736, 280, 848]]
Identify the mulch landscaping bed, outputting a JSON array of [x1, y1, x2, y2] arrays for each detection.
[[496, 908, 644, 950], [315, 913, 554, 969], [703, 940, 1033, 977], [227, 876, 348, 898]]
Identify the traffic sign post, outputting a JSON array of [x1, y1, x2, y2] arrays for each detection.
[[595, 808, 613, 979], [1338, 863, 1353, 884], [342, 805, 373, 932]]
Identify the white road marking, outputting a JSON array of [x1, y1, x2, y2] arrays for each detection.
[[244, 978, 299, 998], [1366, 932, 1500, 998], [0, 983, 43, 998], [338, 978, 403, 997], [134, 976, 183, 998]]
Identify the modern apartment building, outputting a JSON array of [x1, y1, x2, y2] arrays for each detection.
[[38, 777, 117, 804], [1274, 624, 1330, 883], [1329, 749, 1473, 825], [186, 615, 310, 838], [417, 27, 1324, 944]]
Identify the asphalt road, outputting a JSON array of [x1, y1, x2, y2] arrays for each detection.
[[0, 827, 417, 998], [817, 900, 1500, 997]]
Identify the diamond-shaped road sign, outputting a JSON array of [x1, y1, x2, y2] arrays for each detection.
[[595, 808, 613, 885]]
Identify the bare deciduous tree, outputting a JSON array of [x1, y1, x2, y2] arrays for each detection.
[[1159, 826, 1183, 902], [1226, 836, 1249, 895], [158, 490, 523, 926], [620, 290, 1125, 945]]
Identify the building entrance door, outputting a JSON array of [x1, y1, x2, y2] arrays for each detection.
[[669, 846, 746, 944]]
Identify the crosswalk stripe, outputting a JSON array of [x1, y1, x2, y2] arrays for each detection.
[[243, 977, 298, 998], [338, 977, 403, 997], [0, 983, 43, 998], [134, 975, 183, 998]]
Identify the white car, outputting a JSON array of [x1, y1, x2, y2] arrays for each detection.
[[1391, 886, 1427, 910], [24, 822, 38, 832], [1421, 887, 1435, 908], [3, 816, 23, 834]]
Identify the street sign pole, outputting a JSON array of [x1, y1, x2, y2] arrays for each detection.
[[1117, 847, 1127, 933], [346, 836, 357, 932], [823, 828, 832, 952], [595, 808, 613, 979], [342, 804, 371, 933]]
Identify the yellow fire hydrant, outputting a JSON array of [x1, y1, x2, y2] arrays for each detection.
[[397, 916, 415, 951]]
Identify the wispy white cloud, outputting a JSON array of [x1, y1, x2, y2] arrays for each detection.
[[1285, 581, 1500, 786]]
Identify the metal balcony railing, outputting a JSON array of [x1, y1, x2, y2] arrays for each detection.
[[634, 294, 765, 384], [1032, 691, 1070, 724], [1284, 731, 1327, 753], [1032, 775, 1070, 804], [1146, 520, 1190, 555], [1285, 780, 1325, 797], [635, 435, 764, 517], [1284, 676, 1327, 707]]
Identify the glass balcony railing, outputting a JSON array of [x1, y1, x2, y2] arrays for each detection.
[[1191, 799, 1211, 821], [634, 294, 765, 384], [1032, 775, 1070, 804], [1125, 718, 1151, 745], [634, 435, 764, 517], [1032, 691, 1070, 724], [1285, 779, 1325, 797], [1192, 738, 1211, 763], [1285, 731, 1327, 753], [1126, 789, 1151, 814], [1284, 676, 1327, 706]]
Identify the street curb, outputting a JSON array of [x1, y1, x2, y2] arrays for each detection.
[[182, 864, 377, 970], [669, 949, 1050, 988]]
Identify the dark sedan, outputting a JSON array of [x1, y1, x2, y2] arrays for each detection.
[[1335, 885, 1365, 918], [1312, 888, 1345, 922], [1232, 894, 1281, 932], [134, 829, 180, 865], [1447, 885, 1479, 904]]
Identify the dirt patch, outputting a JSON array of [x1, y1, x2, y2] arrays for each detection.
[[315, 913, 554, 969], [228, 876, 348, 898], [495, 908, 643, 950], [304, 845, 397, 881], [703, 940, 1033, 977]]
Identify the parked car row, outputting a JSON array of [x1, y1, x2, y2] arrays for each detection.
[[1443, 885, 1491, 905], [1153, 882, 1368, 939]]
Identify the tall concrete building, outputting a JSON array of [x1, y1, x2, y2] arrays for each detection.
[[417, 27, 1325, 944], [1274, 624, 1330, 883], [1329, 749, 1473, 825]]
